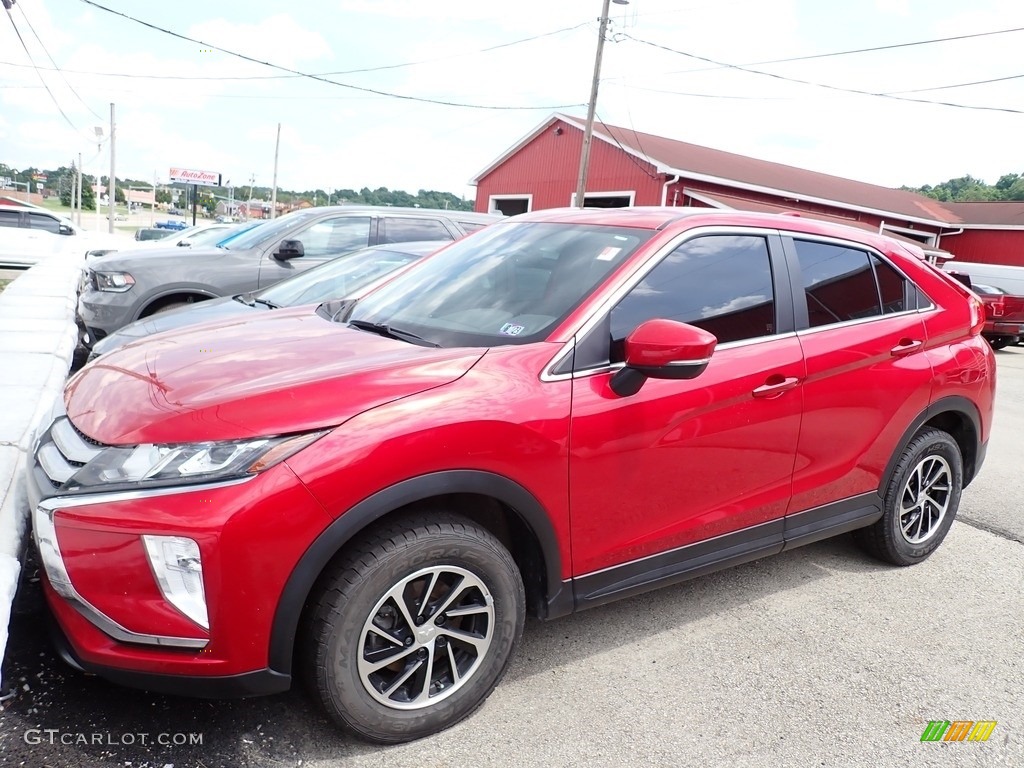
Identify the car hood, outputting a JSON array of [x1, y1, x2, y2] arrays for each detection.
[[65, 307, 486, 444], [89, 245, 229, 269], [90, 296, 250, 356]]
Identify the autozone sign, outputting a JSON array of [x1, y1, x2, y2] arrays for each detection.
[[169, 167, 222, 187]]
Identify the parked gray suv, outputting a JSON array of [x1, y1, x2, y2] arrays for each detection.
[[77, 206, 499, 346]]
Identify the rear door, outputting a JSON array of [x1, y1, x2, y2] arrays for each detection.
[[783, 234, 933, 519]]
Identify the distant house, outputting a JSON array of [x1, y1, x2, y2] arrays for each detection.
[[471, 113, 1024, 267]]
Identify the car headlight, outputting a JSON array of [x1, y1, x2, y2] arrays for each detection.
[[93, 271, 136, 292], [62, 431, 326, 494]]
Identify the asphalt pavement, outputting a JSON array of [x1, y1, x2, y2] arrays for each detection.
[[0, 350, 1020, 768]]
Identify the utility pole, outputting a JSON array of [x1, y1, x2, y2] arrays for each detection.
[[75, 153, 83, 226], [247, 173, 255, 221], [270, 122, 280, 219], [108, 102, 116, 233], [575, 0, 628, 208]]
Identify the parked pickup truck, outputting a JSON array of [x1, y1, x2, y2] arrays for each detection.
[[155, 220, 190, 231], [946, 270, 1024, 349]]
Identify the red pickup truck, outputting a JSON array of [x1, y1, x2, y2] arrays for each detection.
[[972, 281, 1024, 349]]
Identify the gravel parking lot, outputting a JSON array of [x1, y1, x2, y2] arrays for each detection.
[[0, 350, 1020, 768]]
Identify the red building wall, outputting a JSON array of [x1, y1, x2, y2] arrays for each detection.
[[474, 119, 664, 212], [938, 229, 1024, 266]]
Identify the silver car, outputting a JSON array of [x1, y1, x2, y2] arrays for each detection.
[[77, 206, 499, 346]]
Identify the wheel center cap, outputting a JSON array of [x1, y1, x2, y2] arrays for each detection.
[[415, 623, 437, 644]]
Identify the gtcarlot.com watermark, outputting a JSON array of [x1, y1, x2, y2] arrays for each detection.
[[24, 729, 203, 747]]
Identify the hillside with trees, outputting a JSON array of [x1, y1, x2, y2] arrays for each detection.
[[1, 162, 474, 212], [901, 173, 1024, 202]]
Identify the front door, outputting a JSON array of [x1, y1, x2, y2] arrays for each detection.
[[567, 232, 804, 602]]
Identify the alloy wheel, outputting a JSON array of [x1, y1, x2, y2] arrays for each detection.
[[898, 455, 952, 544], [356, 565, 494, 710]]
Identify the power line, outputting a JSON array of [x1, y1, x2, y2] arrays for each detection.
[[72, 0, 584, 111], [2, 9, 81, 131], [606, 24, 1024, 81], [887, 72, 1024, 95], [593, 110, 659, 181], [0, 21, 590, 81], [16, 2, 104, 120], [620, 33, 1024, 116]]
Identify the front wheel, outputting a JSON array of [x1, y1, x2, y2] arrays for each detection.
[[304, 513, 525, 743], [856, 428, 963, 566]]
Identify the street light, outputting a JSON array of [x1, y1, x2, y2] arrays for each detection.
[[575, 0, 629, 208]]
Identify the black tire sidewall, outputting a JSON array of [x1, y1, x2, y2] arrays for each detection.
[[318, 528, 524, 742], [883, 430, 963, 563]]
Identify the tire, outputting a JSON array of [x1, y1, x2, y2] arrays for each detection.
[[989, 338, 1012, 350], [149, 300, 195, 316], [304, 513, 525, 744], [856, 428, 963, 566]]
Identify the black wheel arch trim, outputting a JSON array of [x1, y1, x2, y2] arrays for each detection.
[[136, 287, 220, 320], [881, 395, 984, 491], [267, 469, 566, 676]]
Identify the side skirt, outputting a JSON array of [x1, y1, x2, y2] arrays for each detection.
[[570, 492, 882, 613]]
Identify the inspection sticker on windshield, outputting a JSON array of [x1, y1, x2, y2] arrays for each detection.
[[500, 323, 525, 336], [596, 246, 621, 261]]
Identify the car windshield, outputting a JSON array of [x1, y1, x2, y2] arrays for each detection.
[[259, 244, 435, 307], [347, 221, 653, 347], [221, 210, 318, 251], [181, 226, 233, 246], [972, 283, 1006, 295]]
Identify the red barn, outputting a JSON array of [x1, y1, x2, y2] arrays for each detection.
[[470, 113, 1024, 266]]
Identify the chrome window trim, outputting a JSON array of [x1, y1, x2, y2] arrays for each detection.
[[541, 225, 785, 381], [795, 308, 929, 336], [786, 232, 936, 321], [33, 476, 254, 650]]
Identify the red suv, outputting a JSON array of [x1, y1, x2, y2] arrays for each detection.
[[30, 208, 994, 743]]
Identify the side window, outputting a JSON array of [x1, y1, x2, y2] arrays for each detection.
[[295, 216, 371, 257], [609, 234, 777, 358], [0, 211, 21, 228], [28, 213, 61, 234], [457, 221, 487, 234], [872, 255, 911, 314], [381, 217, 454, 244], [793, 240, 880, 327]]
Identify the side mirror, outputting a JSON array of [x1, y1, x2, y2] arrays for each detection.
[[275, 239, 304, 260], [59, 223, 75, 236], [610, 319, 717, 397]]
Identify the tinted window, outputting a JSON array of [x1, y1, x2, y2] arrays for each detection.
[[457, 221, 487, 234], [28, 213, 61, 234], [872, 256, 910, 314], [0, 211, 22, 228], [381, 217, 453, 244], [610, 234, 776, 351], [794, 240, 880, 327], [296, 216, 371, 257]]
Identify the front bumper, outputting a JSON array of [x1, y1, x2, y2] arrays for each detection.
[[28, 414, 334, 695], [77, 287, 138, 344]]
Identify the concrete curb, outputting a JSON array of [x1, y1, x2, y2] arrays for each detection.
[[0, 252, 82, 687]]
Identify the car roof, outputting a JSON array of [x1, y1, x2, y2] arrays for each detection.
[[279, 205, 500, 221], [506, 206, 916, 254]]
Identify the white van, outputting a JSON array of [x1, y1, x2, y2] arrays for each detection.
[[941, 260, 1024, 296]]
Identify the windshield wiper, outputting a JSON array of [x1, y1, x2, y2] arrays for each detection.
[[347, 319, 440, 347], [252, 297, 280, 309], [233, 292, 256, 306]]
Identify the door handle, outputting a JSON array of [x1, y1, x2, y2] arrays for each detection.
[[752, 375, 801, 399], [890, 339, 923, 357]]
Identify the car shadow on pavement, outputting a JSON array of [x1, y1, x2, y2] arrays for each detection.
[[0, 534, 885, 767]]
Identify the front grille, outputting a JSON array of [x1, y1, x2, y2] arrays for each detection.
[[37, 417, 108, 489]]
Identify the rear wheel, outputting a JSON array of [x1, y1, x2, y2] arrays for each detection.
[[856, 428, 962, 566], [304, 513, 525, 743]]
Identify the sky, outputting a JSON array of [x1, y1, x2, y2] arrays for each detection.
[[1, 0, 1023, 201]]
